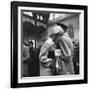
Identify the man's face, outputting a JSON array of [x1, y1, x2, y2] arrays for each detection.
[[52, 33, 60, 44], [29, 43, 33, 48], [41, 36, 46, 42]]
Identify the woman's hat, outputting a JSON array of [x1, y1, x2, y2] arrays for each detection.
[[48, 24, 64, 37], [57, 23, 68, 32]]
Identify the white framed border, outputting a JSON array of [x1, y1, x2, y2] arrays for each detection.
[[18, 6, 84, 83]]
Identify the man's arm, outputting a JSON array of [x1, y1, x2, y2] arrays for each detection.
[[58, 36, 73, 60]]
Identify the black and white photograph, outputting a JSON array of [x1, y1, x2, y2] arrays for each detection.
[[11, 1, 87, 88], [22, 10, 79, 77]]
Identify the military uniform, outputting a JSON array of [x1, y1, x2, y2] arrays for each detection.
[[56, 33, 75, 74]]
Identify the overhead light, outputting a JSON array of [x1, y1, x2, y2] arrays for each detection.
[[23, 12, 33, 17]]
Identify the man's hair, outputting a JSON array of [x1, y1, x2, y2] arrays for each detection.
[[57, 23, 68, 32]]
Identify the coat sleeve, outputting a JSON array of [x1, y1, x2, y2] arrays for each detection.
[[58, 36, 73, 59], [39, 43, 53, 68]]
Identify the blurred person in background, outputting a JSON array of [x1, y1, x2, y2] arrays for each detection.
[[73, 40, 79, 74], [28, 41, 38, 77], [22, 41, 30, 77]]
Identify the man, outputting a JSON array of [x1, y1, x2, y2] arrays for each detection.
[[57, 23, 75, 74]]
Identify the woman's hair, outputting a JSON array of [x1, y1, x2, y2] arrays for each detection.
[[47, 24, 64, 37]]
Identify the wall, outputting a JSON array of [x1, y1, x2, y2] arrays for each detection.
[[0, 0, 89, 90], [58, 15, 79, 40]]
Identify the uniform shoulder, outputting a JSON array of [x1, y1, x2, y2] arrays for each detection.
[[45, 38, 54, 45]]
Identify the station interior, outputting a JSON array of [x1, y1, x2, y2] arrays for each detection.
[[22, 10, 79, 77]]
